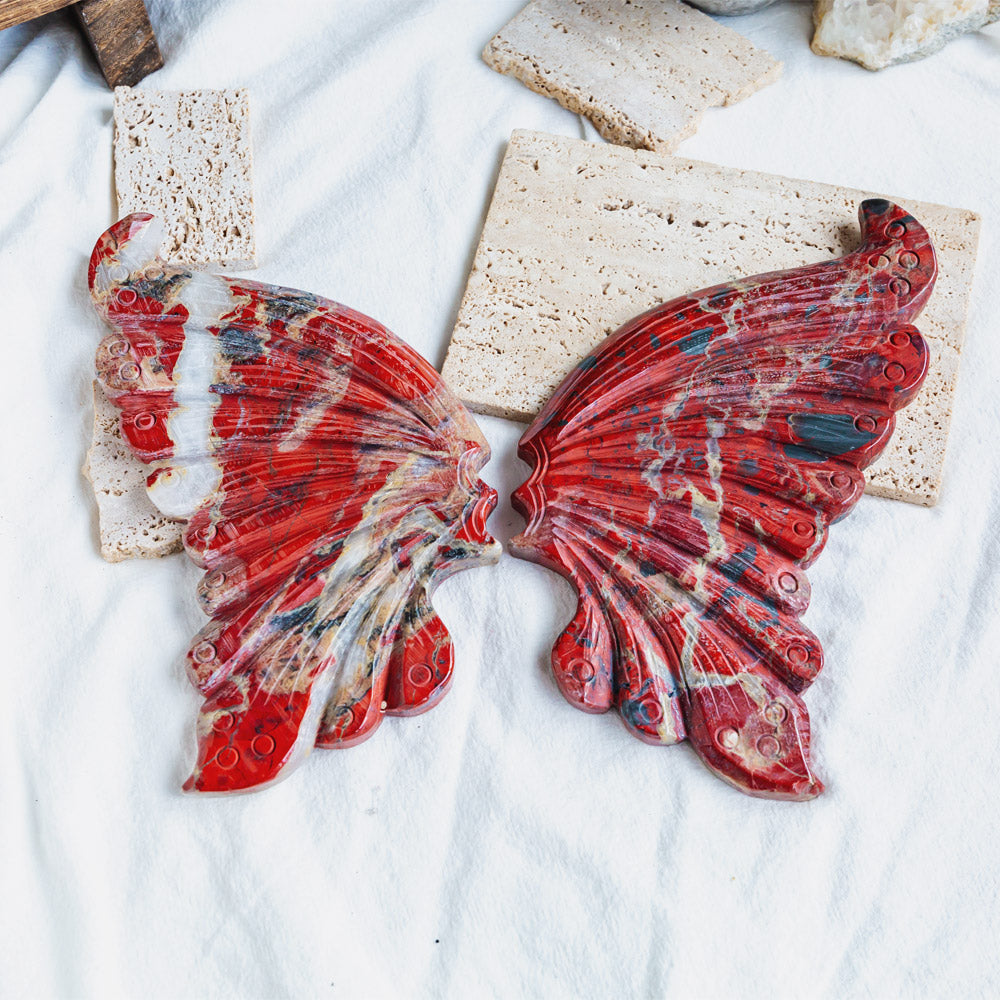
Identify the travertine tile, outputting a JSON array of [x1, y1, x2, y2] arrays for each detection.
[[441, 130, 981, 505], [83, 382, 184, 562], [114, 87, 256, 268], [483, 0, 781, 152]]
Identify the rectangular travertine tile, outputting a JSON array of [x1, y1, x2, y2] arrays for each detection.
[[83, 382, 183, 562], [441, 130, 981, 505], [483, 0, 781, 152], [114, 86, 256, 268], [98, 87, 257, 559]]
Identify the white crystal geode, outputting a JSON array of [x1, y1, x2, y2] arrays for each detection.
[[812, 0, 999, 70]]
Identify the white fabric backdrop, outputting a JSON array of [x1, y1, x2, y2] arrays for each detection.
[[1, 2, 998, 997]]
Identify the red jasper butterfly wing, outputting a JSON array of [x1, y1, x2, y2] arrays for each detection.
[[91, 214, 500, 793], [510, 200, 935, 799]]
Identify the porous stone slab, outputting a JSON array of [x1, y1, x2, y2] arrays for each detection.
[[83, 382, 184, 562], [482, 0, 781, 153], [440, 130, 981, 506], [812, 0, 1000, 71], [113, 86, 256, 268], [99, 86, 256, 558]]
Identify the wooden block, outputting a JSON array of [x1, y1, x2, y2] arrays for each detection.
[[75, 0, 162, 88], [0, 0, 75, 31], [440, 130, 981, 506], [483, 0, 781, 153]]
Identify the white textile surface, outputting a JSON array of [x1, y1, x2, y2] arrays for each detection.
[[1, 2, 998, 997]]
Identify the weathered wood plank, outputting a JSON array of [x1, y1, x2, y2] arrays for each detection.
[[0, 0, 76, 32], [75, 0, 162, 88]]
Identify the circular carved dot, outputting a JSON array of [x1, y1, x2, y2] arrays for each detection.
[[213, 712, 235, 731], [763, 701, 787, 725], [569, 658, 595, 682], [207, 570, 227, 589], [716, 727, 739, 751], [889, 277, 911, 296], [192, 640, 216, 664], [889, 331, 911, 348], [641, 696, 663, 724], [108, 264, 129, 282], [787, 643, 809, 665], [793, 521, 814, 538], [108, 339, 129, 357], [757, 735, 781, 759], [119, 362, 140, 381], [216, 746, 239, 769], [855, 415, 878, 433], [144, 265, 164, 280], [339, 707, 355, 729], [116, 287, 138, 306], [251, 734, 276, 757], [867, 253, 890, 270], [884, 362, 906, 382], [887, 221, 906, 238], [133, 412, 156, 430], [899, 250, 920, 269], [408, 662, 433, 687], [196, 524, 217, 543], [830, 472, 852, 490], [778, 572, 799, 594]]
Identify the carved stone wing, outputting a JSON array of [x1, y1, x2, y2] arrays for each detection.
[[91, 214, 500, 793], [510, 200, 935, 799]]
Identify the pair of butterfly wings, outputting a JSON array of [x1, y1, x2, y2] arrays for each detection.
[[92, 200, 934, 798]]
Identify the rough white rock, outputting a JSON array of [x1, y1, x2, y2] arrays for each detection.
[[812, 0, 1000, 70]]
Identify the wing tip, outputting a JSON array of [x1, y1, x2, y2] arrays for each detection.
[[89, 213, 165, 300], [858, 199, 937, 315], [706, 759, 825, 802]]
